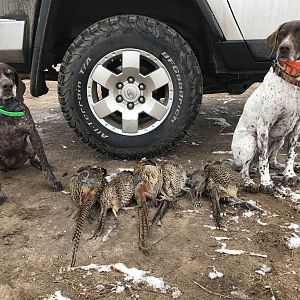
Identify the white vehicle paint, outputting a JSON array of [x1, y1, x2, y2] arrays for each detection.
[[207, 0, 300, 40]]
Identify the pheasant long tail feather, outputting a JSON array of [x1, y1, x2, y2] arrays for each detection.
[[93, 204, 108, 238], [71, 200, 95, 268], [137, 198, 149, 253], [206, 181, 222, 229]]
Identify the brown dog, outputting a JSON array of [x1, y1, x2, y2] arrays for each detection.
[[0, 62, 62, 203]]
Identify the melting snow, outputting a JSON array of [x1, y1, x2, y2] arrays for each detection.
[[61, 190, 70, 195], [255, 265, 271, 276], [287, 234, 300, 249], [113, 263, 166, 291], [216, 243, 267, 258], [80, 264, 111, 272], [288, 223, 300, 232], [257, 219, 268, 226], [205, 117, 231, 128], [46, 291, 71, 300], [171, 287, 182, 299], [204, 225, 228, 231], [212, 150, 233, 154], [243, 211, 255, 218], [208, 267, 224, 279], [214, 237, 231, 241]]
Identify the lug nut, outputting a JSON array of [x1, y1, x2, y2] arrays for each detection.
[[116, 95, 123, 102], [116, 82, 123, 89], [127, 102, 134, 110], [139, 83, 146, 90], [127, 77, 135, 83], [138, 96, 146, 104]]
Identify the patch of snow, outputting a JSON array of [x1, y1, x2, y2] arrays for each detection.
[[216, 243, 245, 255], [243, 211, 255, 218], [112, 285, 125, 294], [61, 190, 70, 195], [288, 223, 299, 232], [257, 219, 268, 226], [80, 264, 111, 272], [214, 237, 231, 241], [230, 215, 239, 223], [247, 199, 257, 206], [287, 234, 300, 249], [182, 209, 200, 214], [47, 291, 71, 300], [205, 117, 231, 128], [216, 243, 267, 258], [255, 265, 271, 276], [145, 276, 166, 291], [219, 132, 234, 136], [248, 252, 268, 258], [113, 263, 167, 292], [171, 287, 182, 299], [212, 150, 233, 154], [117, 168, 134, 172], [208, 267, 224, 279], [105, 173, 117, 182], [102, 225, 117, 242]]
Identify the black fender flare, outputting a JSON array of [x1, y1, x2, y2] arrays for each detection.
[[30, 0, 54, 97]]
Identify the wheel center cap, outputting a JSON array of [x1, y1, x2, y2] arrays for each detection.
[[122, 84, 139, 102]]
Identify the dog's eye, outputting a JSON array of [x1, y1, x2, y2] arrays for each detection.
[[4, 70, 13, 77]]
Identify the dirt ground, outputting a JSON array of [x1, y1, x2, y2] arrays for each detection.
[[1, 80, 300, 300]]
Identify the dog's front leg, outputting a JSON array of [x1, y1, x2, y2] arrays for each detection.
[[257, 121, 274, 194], [29, 125, 63, 191], [282, 122, 300, 186]]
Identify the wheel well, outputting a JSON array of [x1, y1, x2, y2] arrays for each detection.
[[47, 0, 219, 73]]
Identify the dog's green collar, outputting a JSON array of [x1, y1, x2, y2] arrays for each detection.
[[0, 106, 25, 117]]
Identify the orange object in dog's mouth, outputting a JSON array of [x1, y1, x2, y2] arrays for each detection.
[[278, 60, 300, 76]]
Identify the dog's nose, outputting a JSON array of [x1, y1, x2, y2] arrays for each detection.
[[279, 44, 291, 54], [2, 81, 13, 91]]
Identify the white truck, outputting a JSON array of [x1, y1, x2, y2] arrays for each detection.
[[0, 0, 299, 158]]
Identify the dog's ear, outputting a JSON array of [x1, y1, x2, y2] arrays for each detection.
[[266, 23, 286, 58], [12, 68, 26, 102]]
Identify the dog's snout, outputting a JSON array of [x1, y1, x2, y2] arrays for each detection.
[[2, 82, 13, 91], [279, 44, 291, 54], [0, 78, 13, 91]]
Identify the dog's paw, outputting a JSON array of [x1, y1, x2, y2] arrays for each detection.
[[282, 175, 300, 187], [50, 180, 63, 192], [244, 181, 259, 193], [259, 183, 275, 195]]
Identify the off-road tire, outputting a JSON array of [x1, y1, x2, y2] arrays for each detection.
[[58, 15, 202, 159]]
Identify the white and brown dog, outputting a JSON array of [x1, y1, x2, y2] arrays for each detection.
[[232, 20, 300, 194]]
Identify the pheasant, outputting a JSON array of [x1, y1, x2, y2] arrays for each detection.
[[204, 161, 262, 228], [133, 159, 163, 253], [186, 169, 207, 208], [150, 162, 187, 226], [70, 165, 107, 268], [92, 170, 135, 239]]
